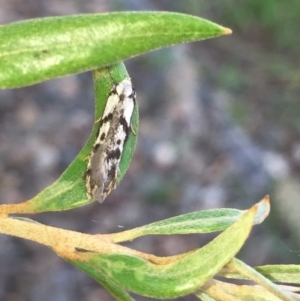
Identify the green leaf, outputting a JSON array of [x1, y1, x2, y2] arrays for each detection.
[[108, 196, 270, 243], [83, 205, 256, 299], [197, 279, 289, 301], [255, 265, 300, 284], [220, 264, 300, 285], [0, 12, 231, 88], [5, 62, 138, 213], [226, 258, 295, 301]]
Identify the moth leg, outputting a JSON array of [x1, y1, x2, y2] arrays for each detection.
[[94, 117, 101, 124], [131, 124, 137, 136], [85, 152, 93, 161]]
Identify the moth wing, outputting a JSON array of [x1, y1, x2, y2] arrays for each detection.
[[90, 147, 107, 202]]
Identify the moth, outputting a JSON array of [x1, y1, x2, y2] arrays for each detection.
[[85, 78, 136, 202]]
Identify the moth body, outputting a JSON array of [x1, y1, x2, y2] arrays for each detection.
[[85, 79, 136, 202]]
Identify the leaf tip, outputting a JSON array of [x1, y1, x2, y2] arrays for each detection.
[[222, 27, 232, 35]]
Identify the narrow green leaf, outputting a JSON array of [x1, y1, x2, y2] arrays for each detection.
[[255, 265, 300, 285], [109, 197, 270, 243], [227, 258, 295, 301], [197, 279, 288, 301], [85, 206, 256, 299], [6, 62, 137, 213], [0, 12, 231, 88], [131, 208, 245, 234], [220, 264, 300, 285]]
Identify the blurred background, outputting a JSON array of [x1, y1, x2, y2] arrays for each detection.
[[0, 0, 299, 300]]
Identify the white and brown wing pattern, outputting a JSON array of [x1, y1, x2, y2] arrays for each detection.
[[85, 79, 136, 202]]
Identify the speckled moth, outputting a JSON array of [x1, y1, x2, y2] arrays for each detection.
[[85, 78, 136, 202]]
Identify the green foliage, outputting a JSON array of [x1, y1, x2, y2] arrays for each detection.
[[0, 12, 229, 88], [0, 10, 299, 301], [85, 208, 255, 299], [0, 12, 228, 214]]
